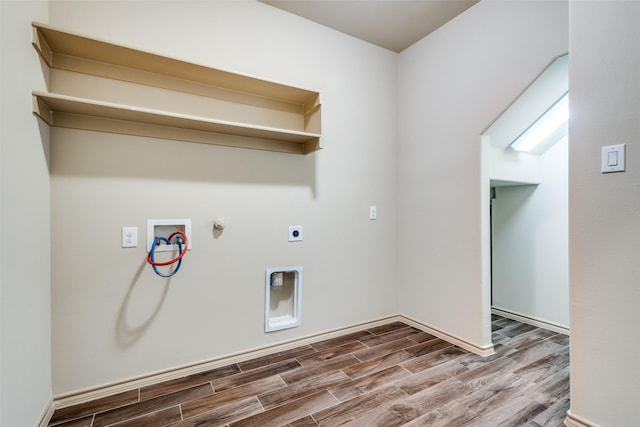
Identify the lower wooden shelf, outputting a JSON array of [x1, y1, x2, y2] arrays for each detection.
[[32, 91, 322, 154]]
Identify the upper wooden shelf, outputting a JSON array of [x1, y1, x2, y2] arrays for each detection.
[[31, 22, 322, 154], [33, 91, 322, 154]]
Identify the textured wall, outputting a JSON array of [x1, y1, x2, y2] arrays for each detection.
[[1, 1, 52, 425], [568, 1, 640, 425]]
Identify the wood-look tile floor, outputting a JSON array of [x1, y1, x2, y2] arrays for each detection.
[[48, 315, 569, 427]]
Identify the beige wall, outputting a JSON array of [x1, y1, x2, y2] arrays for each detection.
[[397, 0, 569, 350], [49, 1, 398, 394], [0, 1, 52, 425], [568, 1, 640, 425]]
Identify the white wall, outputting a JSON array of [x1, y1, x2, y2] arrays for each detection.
[[488, 145, 540, 185], [0, 1, 52, 425], [491, 138, 569, 329], [48, 1, 398, 395], [397, 0, 568, 350], [568, 1, 640, 425]]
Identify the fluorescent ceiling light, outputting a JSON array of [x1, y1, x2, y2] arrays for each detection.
[[510, 92, 569, 153]]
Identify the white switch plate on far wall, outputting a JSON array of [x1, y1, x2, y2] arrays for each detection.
[[601, 144, 625, 173]]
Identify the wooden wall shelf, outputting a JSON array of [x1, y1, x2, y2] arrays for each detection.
[[31, 22, 322, 154]]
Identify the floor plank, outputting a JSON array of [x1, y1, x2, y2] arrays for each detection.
[[258, 370, 349, 410], [297, 342, 366, 367], [140, 364, 240, 401], [312, 384, 408, 426], [92, 384, 213, 427], [341, 350, 413, 379], [230, 391, 338, 427], [174, 397, 263, 427], [49, 390, 139, 425], [211, 359, 300, 392], [181, 376, 286, 419], [110, 406, 182, 427], [329, 365, 411, 402]]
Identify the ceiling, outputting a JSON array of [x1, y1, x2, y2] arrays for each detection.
[[260, 0, 479, 53]]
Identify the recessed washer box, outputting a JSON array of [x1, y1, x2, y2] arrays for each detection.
[[147, 219, 192, 252], [265, 266, 302, 332]]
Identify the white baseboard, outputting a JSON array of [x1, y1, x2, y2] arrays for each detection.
[[565, 410, 598, 427], [54, 316, 397, 408], [35, 396, 55, 427], [54, 314, 493, 409], [399, 314, 495, 357], [492, 307, 570, 335]]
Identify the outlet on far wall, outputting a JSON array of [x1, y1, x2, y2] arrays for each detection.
[[122, 226, 138, 248], [289, 225, 303, 242]]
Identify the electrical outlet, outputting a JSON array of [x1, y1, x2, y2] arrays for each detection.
[[369, 206, 377, 220], [289, 225, 303, 242], [122, 226, 138, 248]]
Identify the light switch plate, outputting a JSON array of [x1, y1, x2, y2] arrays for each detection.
[[601, 144, 625, 173]]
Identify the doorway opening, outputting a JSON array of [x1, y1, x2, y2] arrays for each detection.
[[481, 54, 570, 343]]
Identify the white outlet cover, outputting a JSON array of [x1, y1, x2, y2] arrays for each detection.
[[122, 226, 138, 248], [369, 206, 377, 220], [289, 225, 303, 242]]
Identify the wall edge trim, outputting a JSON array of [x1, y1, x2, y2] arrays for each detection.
[[52, 315, 400, 408], [53, 313, 493, 409], [398, 314, 495, 357], [35, 396, 55, 427], [565, 410, 599, 427], [491, 306, 570, 335]]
